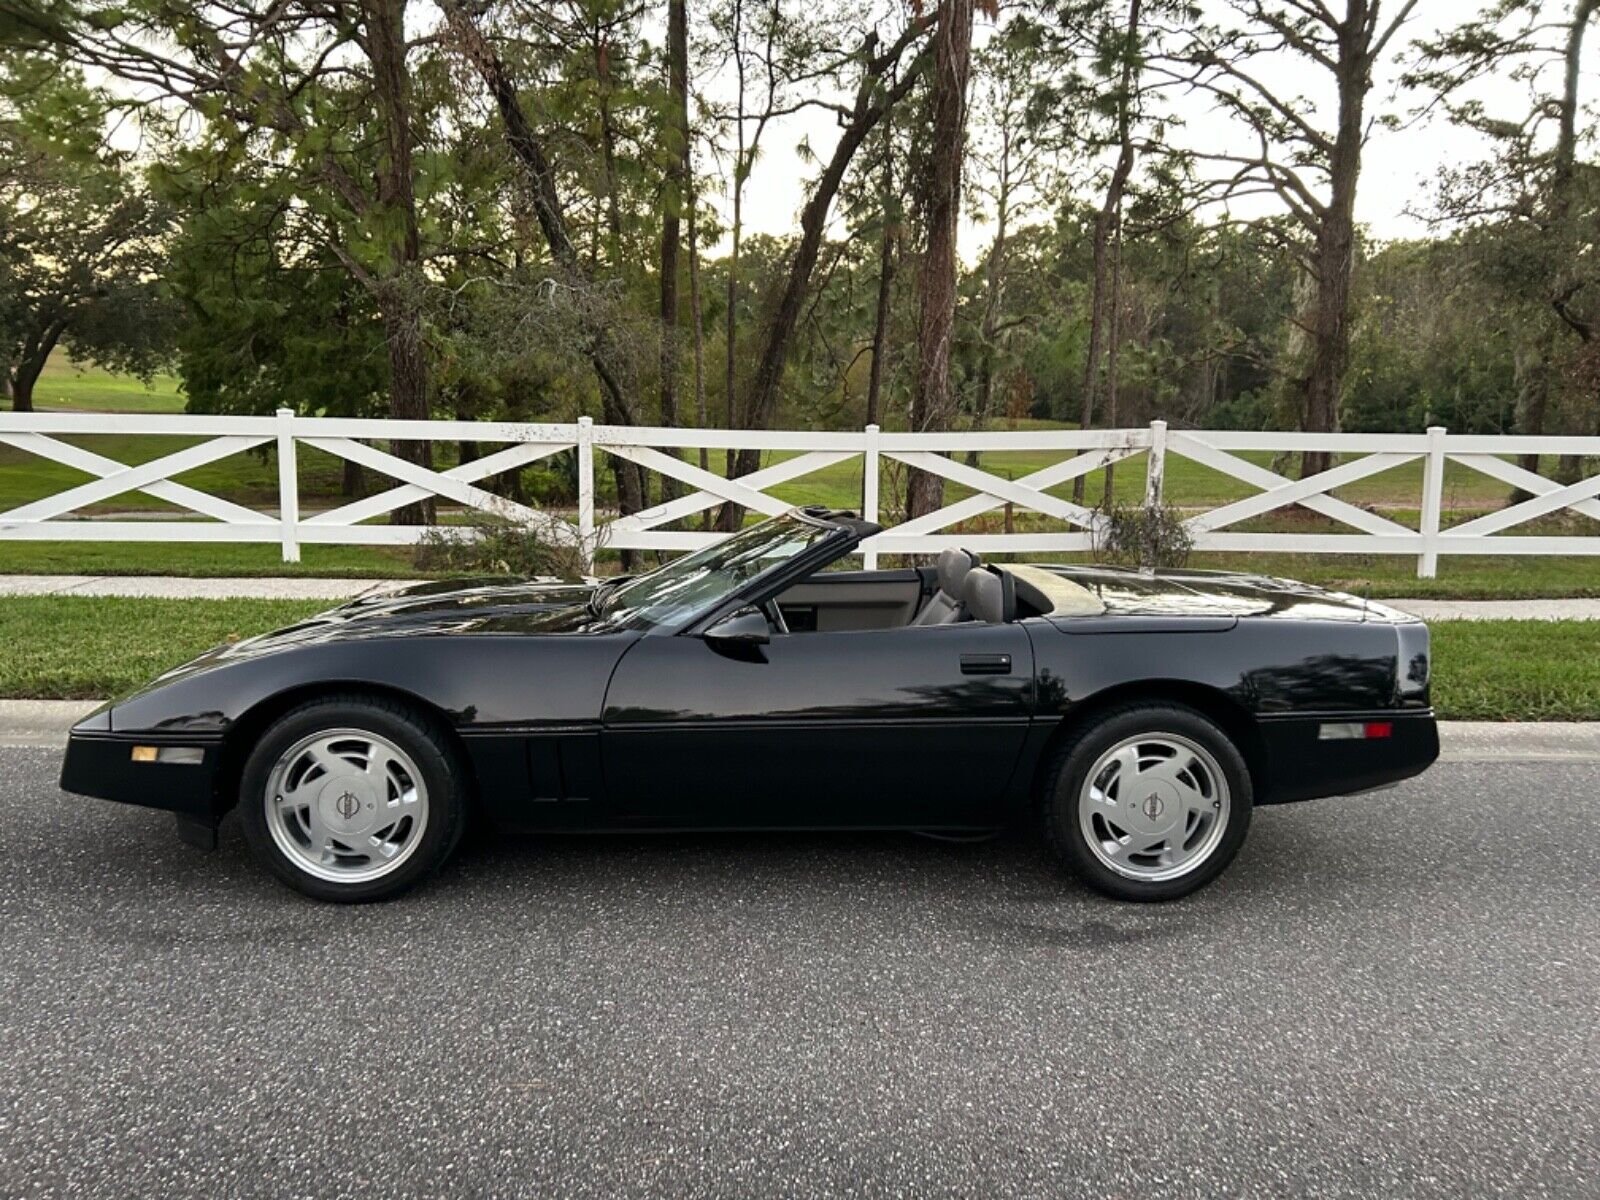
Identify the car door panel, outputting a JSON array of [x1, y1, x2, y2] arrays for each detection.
[[601, 623, 1034, 828]]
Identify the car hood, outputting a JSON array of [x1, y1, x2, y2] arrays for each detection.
[[1033, 564, 1418, 623], [141, 577, 615, 684]]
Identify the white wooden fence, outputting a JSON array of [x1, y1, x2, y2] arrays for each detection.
[[3, 410, 1600, 578]]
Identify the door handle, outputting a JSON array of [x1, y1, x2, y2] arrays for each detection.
[[960, 653, 1012, 675]]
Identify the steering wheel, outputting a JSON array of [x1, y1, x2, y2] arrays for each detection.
[[761, 599, 790, 635]]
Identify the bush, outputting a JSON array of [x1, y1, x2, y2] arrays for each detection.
[[1092, 502, 1193, 571], [413, 512, 591, 578]]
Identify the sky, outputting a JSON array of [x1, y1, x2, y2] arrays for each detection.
[[703, 3, 1591, 261]]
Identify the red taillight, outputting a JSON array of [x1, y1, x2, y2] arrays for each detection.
[[1319, 721, 1396, 741]]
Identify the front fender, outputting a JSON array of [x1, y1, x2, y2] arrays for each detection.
[[101, 633, 635, 737]]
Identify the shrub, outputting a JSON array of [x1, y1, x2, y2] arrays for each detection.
[[1092, 502, 1193, 571], [413, 512, 593, 578]]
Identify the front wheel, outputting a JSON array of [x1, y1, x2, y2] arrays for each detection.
[[1042, 703, 1253, 902], [238, 695, 468, 902]]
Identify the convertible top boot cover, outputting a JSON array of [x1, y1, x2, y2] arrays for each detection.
[[911, 548, 979, 625]]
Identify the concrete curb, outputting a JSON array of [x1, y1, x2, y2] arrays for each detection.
[[2, 700, 1597, 760]]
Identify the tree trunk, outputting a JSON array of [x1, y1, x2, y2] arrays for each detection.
[[1102, 212, 1125, 508], [1298, 10, 1367, 480], [343, 458, 366, 498], [1074, 0, 1141, 503], [10, 371, 35, 413], [967, 178, 1008, 468], [906, 0, 976, 522], [364, 0, 434, 524], [723, 0, 747, 483], [659, 0, 691, 438], [10, 321, 66, 415], [866, 119, 897, 429], [688, 193, 710, 480], [1546, 1, 1597, 486], [657, 0, 690, 505]]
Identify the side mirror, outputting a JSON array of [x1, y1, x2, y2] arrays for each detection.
[[703, 606, 771, 648]]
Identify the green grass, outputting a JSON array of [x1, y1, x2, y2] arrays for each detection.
[[2, 596, 1597, 719], [0, 597, 327, 699], [0, 541, 419, 577], [1177, 552, 1600, 600], [31, 352, 185, 413], [1430, 621, 1600, 721]]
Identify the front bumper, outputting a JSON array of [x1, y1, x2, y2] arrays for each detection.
[[60, 731, 227, 821], [1256, 710, 1439, 805]]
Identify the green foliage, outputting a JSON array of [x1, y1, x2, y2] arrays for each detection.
[[0, 56, 177, 407], [1092, 501, 1193, 571], [413, 512, 591, 579]]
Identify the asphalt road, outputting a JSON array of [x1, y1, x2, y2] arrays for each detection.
[[0, 747, 1595, 1199]]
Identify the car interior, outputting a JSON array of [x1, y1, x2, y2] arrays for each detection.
[[772, 548, 1105, 634]]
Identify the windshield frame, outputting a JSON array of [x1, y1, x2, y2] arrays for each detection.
[[596, 508, 856, 635]]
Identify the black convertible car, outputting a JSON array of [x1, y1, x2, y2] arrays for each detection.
[[61, 506, 1438, 903]]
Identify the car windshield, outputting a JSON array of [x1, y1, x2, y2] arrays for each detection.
[[596, 511, 840, 629]]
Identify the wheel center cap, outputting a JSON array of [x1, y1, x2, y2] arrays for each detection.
[[1125, 779, 1181, 835], [317, 775, 379, 834]]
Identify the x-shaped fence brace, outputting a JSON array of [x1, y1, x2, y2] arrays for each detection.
[[1169, 433, 1420, 540], [302, 436, 579, 545], [0, 431, 275, 526]]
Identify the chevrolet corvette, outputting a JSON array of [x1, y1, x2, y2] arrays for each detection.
[[60, 506, 1438, 902]]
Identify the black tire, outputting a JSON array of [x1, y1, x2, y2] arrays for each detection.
[[238, 694, 469, 903], [1042, 702, 1253, 902]]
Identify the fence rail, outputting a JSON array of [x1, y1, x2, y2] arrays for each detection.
[[4, 410, 1600, 578]]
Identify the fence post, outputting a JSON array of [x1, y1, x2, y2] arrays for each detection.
[[577, 416, 595, 574], [275, 407, 300, 563], [862, 423, 880, 570], [1417, 425, 1447, 579], [1144, 420, 1167, 510]]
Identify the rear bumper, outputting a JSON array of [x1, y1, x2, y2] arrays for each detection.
[[59, 732, 227, 821], [1256, 711, 1439, 805]]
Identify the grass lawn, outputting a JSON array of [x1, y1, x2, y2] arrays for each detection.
[[1, 596, 1596, 720], [30, 353, 185, 413], [0, 597, 327, 700], [1430, 621, 1600, 721], [0, 540, 420, 577]]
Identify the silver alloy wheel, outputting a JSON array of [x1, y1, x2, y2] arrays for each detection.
[[1077, 732, 1231, 882], [264, 728, 430, 884]]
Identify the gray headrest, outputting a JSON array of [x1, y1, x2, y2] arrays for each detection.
[[936, 548, 978, 598], [962, 568, 1005, 624]]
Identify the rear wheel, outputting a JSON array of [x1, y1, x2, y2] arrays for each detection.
[[238, 695, 468, 902], [1043, 703, 1252, 902]]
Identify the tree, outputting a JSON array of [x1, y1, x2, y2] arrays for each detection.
[[905, 0, 979, 521], [1173, 0, 1420, 476], [0, 60, 172, 413], [714, 12, 934, 528], [659, 0, 692, 498], [1413, 0, 1600, 480], [966, 15, 1070, 460], [12, 0, 450, 519]]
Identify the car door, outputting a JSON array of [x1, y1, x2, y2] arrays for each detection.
[[600, 619, 1035, 829]]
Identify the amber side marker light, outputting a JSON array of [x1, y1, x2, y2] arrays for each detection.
[[1318, 721, 1394, 741], [130, 746, 205, 765]]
